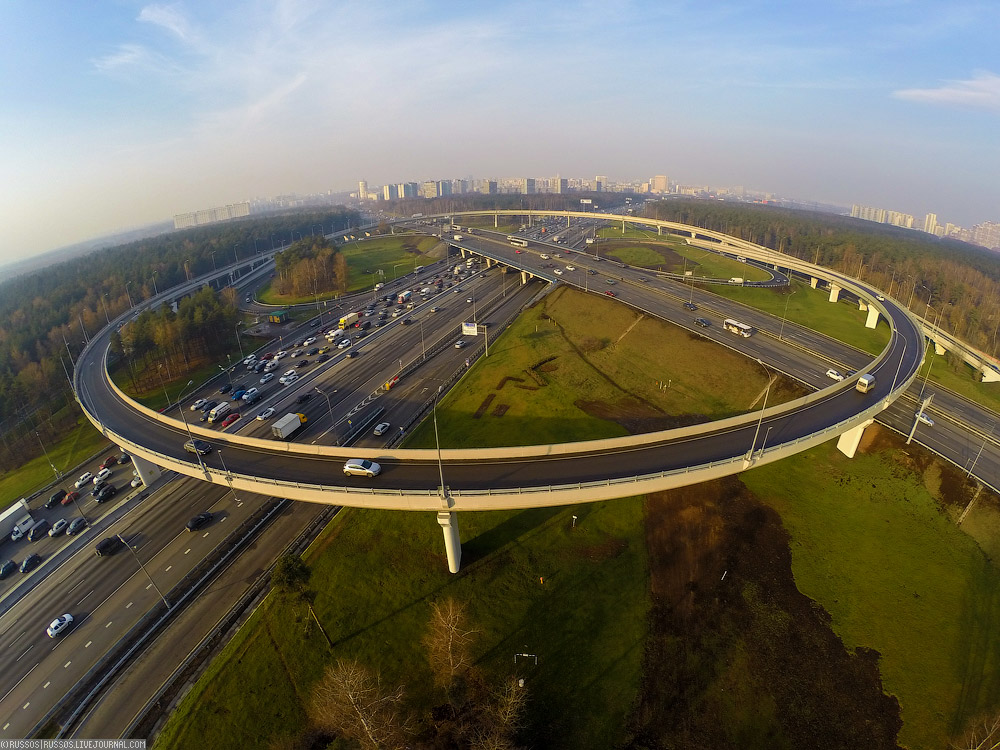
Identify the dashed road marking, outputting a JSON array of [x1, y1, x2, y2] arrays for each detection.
[[165, 565, 172, 572], [105, 622, 113, 628], [64, 661, 72, 669], [15, 646, 32, 662], [125, 602, 133, 609], [42, 682, 49, 689], [85, 641, 92, 648], [184, 548, 191, 555], [22, 702, 29, 710], [202, 532, 209, 538], [3, 723, 9, 730], [77, 590, 93, 606]]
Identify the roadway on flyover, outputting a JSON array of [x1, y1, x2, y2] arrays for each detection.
[[75, 229, 926, 508]]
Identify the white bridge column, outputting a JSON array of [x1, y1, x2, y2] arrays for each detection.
[[837, 419, 873, 458], [130, 453, 162, 486], [521, 270, 528, 285], [459, 248, 467, 259], [865, 306, 880, 329], [829, 284, 841, 303], [437, 511, 462, 573]]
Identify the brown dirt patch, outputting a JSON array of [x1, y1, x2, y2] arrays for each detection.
[[576, 398, 707, 433], [514, 385, 539, 391], [491, 403, 509, 417], [496, 376, 524, 390], [623, 477, 903, 749], [472, 394, 494, 419]]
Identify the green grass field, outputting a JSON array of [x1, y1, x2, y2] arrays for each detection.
[[742, 438, 1000, 748]]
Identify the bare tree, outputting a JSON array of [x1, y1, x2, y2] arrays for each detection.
[[424, 597, 478, 690], [309, 659, 412, 750], [953, 710, 1000, 750]]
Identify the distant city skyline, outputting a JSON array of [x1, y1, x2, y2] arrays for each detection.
[[3, 1, 1000, 265]]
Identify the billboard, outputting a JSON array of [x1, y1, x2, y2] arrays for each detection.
[[462, 322, 479, 336], [580, 198, 592, 205]]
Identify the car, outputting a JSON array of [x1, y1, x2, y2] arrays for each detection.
[[392, 309, 403, 317], [282, 374, 299, 386], [220, 413, 241, 428], [466, 298, 474, 303], [454, 340, 467, 349], [232, 389, 247, 401], [318, 346, 330, 354], [45, 489, 67, 509], [402, 318, 412, 325], [243, 355, 257, 366], [290, 350, 301, 358], [566, 265, 576, 271], [28, 520, 50, 541], [200, 399, 218, 412], [219, 383, 233, 394], [309, 319, 320, 327], [343, 458, 382, 478], [587, 269, 598, 275], [131, 476, 143, 488], [826, 369, 845, 382], [514, 249, 522, 254], [242, 387, 260, 402], [184, 439, 213, 456], [253, 361, 267, 373], [186, 512, 214, 532], [0, 560, 16, 579], [94, 484, 118, 503], [93, 468, 112, 485], [260, 352, 274, 360], [605, 279, 615, 285], [338, 338, 352, 349], [317, 354, 330, 363], [75, 472, 93, 489], [306, 347, 319, 356], [260, 373, 275, 384], [49, 519, 69, 537], [274, 350, 288, 359], [345, 351, 359, 359], [95, 537, 123, 557], [916, 412, 935, 427], [190, 398, 208, 412], [46, 614, 74, 638], [257, 407, 276, 421], [303, 337, 316, 346], [354, 332, 367, 340], [60, 490, 79, 506], [100, 455, 118, 470], [296, 359, 310, 368], [117, 452, 131, 465], [67, 518, 87, 536], [695, 318, 711, 328], [20, 553, 42, 573], [683, 302, 698, 311], [430, 307, 440, 313], [295, 393, 312, 404], [373, 422, 391, 436], [605, 291, 616, 297]]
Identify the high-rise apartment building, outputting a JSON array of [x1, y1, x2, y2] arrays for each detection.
[[971, 222, 1000, 250], [397, 182, 417, 199], [383, 184, 398, 201], [595, 175, 606, 192], [437, 180, 453, 197], [923, 213, 939, 235], [554, 175, 568, 194], [357, 180, 368, 200], [421, 181, 439, 199], [651, 175, 669, 193], [521, 178, 535, 195], [851, 204, 888, 223], [885, 211, 914, 229], [173, 201, 251, 229]]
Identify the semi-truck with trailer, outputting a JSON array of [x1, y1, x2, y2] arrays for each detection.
[[397, 290, 412, 304], [339, 312, 360, 330], [271, 412, 307, 440]]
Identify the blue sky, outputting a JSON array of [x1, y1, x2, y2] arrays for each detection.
[[2, 0, 999, 262]]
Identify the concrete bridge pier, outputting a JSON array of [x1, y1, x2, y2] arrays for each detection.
[[494, 213, 498, 228], [521, 270, 529, 285], [982, 365, 1000, 383], [836, 419, 874, 458], [810, 277, 819, 289], [657, 226, 663, 235], [829, 284, 841, 303], [459, 248, 467, 259], [130, 453, 162, 486], [865, 306, 880, 329], [437, 510, 462, 573]]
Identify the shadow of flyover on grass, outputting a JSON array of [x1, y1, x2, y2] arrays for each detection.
[[462, 506, 565, 566], [950, 554, 1000, 736]]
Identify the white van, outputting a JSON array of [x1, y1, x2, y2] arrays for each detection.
[[208, 402, 232, 423]]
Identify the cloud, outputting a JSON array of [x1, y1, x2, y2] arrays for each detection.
[[138, 4, 197, 44], [893, 71, 1000, 112]]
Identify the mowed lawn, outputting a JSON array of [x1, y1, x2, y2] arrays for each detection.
[[742, 439, 1000, 748]]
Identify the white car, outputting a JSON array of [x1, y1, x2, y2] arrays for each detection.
[[916, 412, 935, 427], [302, 337, 316, 346], [131, 476, 143, 488], [825, 369, 844, 381], [93, 468, 112, 485], [48, 519, 69, 537], [274, 350, 288, 360], [46, 614, 74, 638], [241, 387, 259, 402], [566, 265, 576, 271], [554, 269, 563, 275], [264, 360, 279, 372], [338, 338, 352, 349], [282, 374, 299, 386], [75, 472, 93, 489], [343, 458, 381, 478], [260, 373, 275, 384], [373, 422, 391, 436], [242, 355, 256, 366], [190, 398, 208, 412], [290, 350, 301, 358], [454, 340, 467, 349], [257, 407, 276, 421]]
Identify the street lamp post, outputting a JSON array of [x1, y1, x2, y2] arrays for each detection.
[[218, 364, 232, 388], [315, 387, 335, 432], [778, 289, 798, 342], [151, 272, 158, 297], [747, 359, 771, 461], [968, 422, 997, 478], [234, 322, 245, 359], [392, 262, 407, 280], [433, 386, 447, 495], [125, 281, 134, 309], [217, 449, 241, 505], [118, 534, 170, 609], [100, 294, 111, 324], [890, 331, 908, 394]]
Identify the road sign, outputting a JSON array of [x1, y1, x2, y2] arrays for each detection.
[[462, 322, 478, 336]]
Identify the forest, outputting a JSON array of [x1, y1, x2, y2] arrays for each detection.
[[272, 237, 348, 297], [0, 207, 357, 474], [644, 199, 1000, 357]]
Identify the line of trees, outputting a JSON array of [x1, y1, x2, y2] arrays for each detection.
[[272, 237, 348, 298], [644, 199, 1000, 358]]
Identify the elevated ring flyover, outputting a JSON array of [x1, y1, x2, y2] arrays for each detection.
[[75, 218, 923, 513]]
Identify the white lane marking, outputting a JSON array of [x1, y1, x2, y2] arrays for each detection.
[[43, 682, 50, 689], [165, 565, 172, 572], [184, 548, 191, 555], [202, 532, 209, 538], [2, 723, 8, 730], [85, 641, 92, 648], [105, 621, 113, 628], [66, 580, 84, 594], [145, 584, 152, 590], [77, 590, 93, 606], [22, 702, 29, 710], [10, 632, 25, 646], [221, 514, 229, 520], [15, 645, 32, 662], [64, 661, 72, 668], [125, 602, 133, 609], [0, 664, 37, 704]]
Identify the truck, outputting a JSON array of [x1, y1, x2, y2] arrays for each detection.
[[339, 312, 359, 330], [729, 277, 744, 285], [585, 238, 595, 244], [2, 498, 33, 541], [454, 265, 464, 276], [453, 234, 463, 241], [397, 290, 412, 304], [420, 287, 433, 296], [856, 373, 876, 394], [271, 412, 307, 440]]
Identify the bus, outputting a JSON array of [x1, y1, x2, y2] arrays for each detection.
[[723, 319, 755, 337], [509, 238, 528, 248]]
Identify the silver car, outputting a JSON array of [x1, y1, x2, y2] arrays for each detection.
[[343, 459, 381, 478], [46, 614, 74, 638]]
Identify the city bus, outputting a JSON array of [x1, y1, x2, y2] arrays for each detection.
[[508, 238, 528, 248], [723, 319, 755, 337]]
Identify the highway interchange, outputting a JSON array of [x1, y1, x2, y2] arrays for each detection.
[[5, 213, 1000, 738]]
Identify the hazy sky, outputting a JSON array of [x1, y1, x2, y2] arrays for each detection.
[[2, 0, 999, 263]]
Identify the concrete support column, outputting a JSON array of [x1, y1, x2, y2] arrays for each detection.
[[690, 230, 697, 238], [837, 419, 873, 458], [437, 511, 462, 573], [865, 306, 880, 329], [934, 340, 946, 355], [829, 284, 841, 303], [657, 226, 663, 235], [494, 213, 498, 228], [459, 248, 467, 259], [485, 258, 493, 268], [130, 453, 162, 486], [810, 277, 819, 289], [520, 270, 528, 285], [982, 366, 1000, 383]]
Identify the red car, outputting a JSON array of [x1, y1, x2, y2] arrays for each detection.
[[261, 353, 274, 360], [514, 249, 522, 254], [61, 490, 80, 506], [99, 455, 117, 470], [605, 291, 616, 297], [220, 413, 241, 428]]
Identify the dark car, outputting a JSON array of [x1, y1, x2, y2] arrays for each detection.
[[184, 439, 213, 456], [402, 318, 412, 325], [94, 484, 118, 503], [67, 518, 88, 536], [232, 389, 247, 401], [317, 354, 330, 363], [61, 490, 80, 506], [200, 400, 218, 412], [346, 351, 359, 358], [95, 537, 123, 557], [683, 302, 698, 311], [186, 512, 213, 532], [28, 521, 51, 541], [116, 452, 131, 465], [0, 559, 17, 579], [20, 553, 42, 573], [295, 393, 312, 404], [45, 489, 67, 509], [219, 383, 233, 394], [695, 317, 711, 328], [253, 361, 266, 373], [296, 359, 310, 368], [355, 331, 367, 340], [100, 455, 118, 470], [306, 347, 319, 356], [309, 319, 320, 327]]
